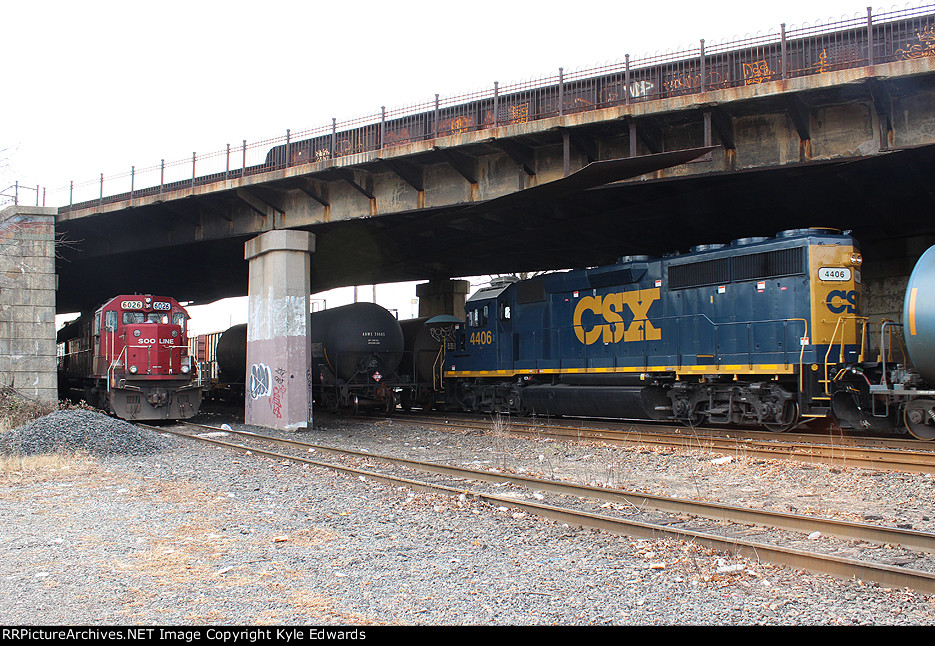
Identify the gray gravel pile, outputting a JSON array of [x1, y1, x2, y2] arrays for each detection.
[[1, 409, 175, 457]]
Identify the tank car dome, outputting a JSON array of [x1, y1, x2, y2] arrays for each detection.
[[904, 245, 935, 384]]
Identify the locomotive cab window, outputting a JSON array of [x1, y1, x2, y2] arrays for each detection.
[[123, 312, 145, 324], [470, 307, 490, 327], [147, 313, 169, 324], [500, 303, 511, 320], [172, 312, 186, 331], [104, 310, 118, 332]]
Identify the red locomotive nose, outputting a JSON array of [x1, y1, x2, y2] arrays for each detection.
[[126, 323, 183, 376]]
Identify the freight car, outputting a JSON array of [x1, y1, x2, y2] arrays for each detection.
[[311, 302, 406, 413], [398, 315, 461, 411], [441, 228, 935, 439], [57, 295, 202, 420], [212, 303, 454, 413]]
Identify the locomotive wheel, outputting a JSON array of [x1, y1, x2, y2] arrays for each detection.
[[904, 397, 935, 440], [763, 401, 800, 433]]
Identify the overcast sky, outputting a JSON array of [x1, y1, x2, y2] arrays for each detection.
[[2, 0, 876, 331]]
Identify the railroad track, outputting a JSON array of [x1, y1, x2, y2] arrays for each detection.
[[388, 412, 935, 475], [142, 420, 935, 594]]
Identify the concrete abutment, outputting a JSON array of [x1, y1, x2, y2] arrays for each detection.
[[0, 206, 57, 404]]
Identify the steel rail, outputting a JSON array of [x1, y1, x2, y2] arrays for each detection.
[[169, 422, 935, 552], [146, 422, 935, 594], [392, 413, 935, 475]]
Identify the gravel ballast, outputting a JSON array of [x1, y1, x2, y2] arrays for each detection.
[[1, 409, 934, 625], [2, 409, 176, 457]]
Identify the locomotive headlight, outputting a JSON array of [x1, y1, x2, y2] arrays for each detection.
[[129, 365, 138, 374], [133, 329, 141, 337], [181, 365, 190, 374], [172, 330, 178, 338], [850, 252, 863, 266]]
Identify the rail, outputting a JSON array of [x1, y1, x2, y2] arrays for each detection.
[[159, 420, 935, 592], [26, 2, 935, 212]]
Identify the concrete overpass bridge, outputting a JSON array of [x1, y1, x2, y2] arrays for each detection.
[[6, 4, 935, 429], [51, 6, 935, 314]]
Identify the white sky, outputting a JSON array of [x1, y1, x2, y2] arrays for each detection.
[[2, 0, 873, 333]]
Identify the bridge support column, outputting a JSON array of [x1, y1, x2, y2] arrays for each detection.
[[416, 279, 469, 318], [244, 230, 315, 431]]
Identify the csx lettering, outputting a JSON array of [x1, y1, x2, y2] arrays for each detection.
[[826, 289, 858, 314], [573, 288, 661, 345]]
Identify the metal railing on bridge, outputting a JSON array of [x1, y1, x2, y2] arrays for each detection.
[[40, 2, 935, 213]]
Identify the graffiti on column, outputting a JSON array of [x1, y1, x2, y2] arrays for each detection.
[[271, 367, 287, 419], [250, 363, 271, 399]]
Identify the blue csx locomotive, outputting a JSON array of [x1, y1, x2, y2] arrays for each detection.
[[442, 227, 935, 439]]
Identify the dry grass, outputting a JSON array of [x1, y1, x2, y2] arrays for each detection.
[[0, 386, 59, 434], [0, 452, 94, 483]]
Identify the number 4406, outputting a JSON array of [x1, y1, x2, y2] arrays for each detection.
[[470, 330, 493, 345]]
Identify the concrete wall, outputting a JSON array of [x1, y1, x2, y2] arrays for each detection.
[[0, 206, 58, 402]]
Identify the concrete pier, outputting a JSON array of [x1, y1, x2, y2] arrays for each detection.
[[0, 206, 57, 403], [416, 279, 469, 318], [244, 230, 315, 430]]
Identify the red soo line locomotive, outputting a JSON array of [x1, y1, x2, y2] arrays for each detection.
[[57, 295, 202, 420]]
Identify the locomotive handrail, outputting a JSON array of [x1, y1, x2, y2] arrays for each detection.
[[823, 317, 848, 395], [880, 320, 907, 386], [433, 344, 446, 393], [821, 314, 870, 395], [107, 345, 127, 392]]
